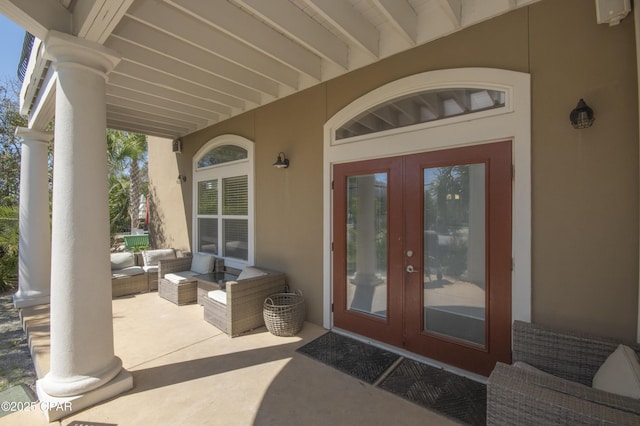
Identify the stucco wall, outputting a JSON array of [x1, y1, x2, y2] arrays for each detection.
[[147, 0, 639, 340]]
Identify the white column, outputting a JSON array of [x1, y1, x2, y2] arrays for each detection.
[[13, 128, 52, 308], [35, 31, 132, 422]]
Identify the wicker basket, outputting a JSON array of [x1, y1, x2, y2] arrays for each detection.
[[263, 291, 305, 337]]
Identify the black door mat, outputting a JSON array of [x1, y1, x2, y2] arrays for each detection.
[[297, 332, 486, 425], [296, 332, 400, 384], [378, 358, 486, 425]]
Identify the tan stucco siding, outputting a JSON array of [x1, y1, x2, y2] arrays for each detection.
[[148, 0, 639, 339], [529, 0, 639, 340]]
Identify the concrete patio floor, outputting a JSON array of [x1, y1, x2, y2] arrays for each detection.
[[2, 292, 456, 425]]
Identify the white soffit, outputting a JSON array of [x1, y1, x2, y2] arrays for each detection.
[[4, 0, 542, 139]]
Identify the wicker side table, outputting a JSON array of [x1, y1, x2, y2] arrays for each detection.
[[158, 278, 197, 305]]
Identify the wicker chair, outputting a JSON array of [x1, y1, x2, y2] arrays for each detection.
[[487, 321, 640, 425], [157, 253, 219, 305], [141, 248, 179, 291], [111, 252, 147, 297], [202, 267, 286, 337]]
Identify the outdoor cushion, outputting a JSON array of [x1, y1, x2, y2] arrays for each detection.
[[237, 266, 268, 281], [593, 344, 640, 399], [110, 252, 136, 270], [165, 271, 199, 284], [142, 249, 176, 267], [191, 253, 214, 275], [112, 266, 145, 278], [142, 265, 158, 274], [208, 289, 227, 305]]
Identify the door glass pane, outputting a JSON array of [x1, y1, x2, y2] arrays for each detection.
[[423, 164, 486, 346], [346, 173, 388, 318]]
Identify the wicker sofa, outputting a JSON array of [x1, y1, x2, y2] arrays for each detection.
[[487, 320, 640, 425], [110, 252, 148, 298], [202, 267, 286, 337]]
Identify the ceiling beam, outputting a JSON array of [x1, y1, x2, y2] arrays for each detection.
[[108, 74, 233, 116], [109, 62, 248, 113], [107, 104, 199, 131], [127, 0, 302, 86], [301, 0, 379, 58], [436, 0, 462, 29], [106, 85, 223, 121], [107, 119, 181, 138], [371, 0, 417, 45], [109, 17, 283, 93], [106, 39, 264, 103], [0, 0, 71, 40], [236, 0, 348, 70], [73, 0, 134, 43], [168, 0, 320, 81], [106, 94, 211, 128]]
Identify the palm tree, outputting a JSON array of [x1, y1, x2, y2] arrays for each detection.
[[107, 130, 148, 232]]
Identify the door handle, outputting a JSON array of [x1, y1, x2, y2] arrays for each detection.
[[406, 265, 416, 273]]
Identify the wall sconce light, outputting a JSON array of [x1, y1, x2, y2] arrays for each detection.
[[176, 174, 187, 184], [272, 152, 290, 169], [569, 99, 595, 129]]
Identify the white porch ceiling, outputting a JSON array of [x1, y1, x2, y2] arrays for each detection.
[[2, 0, 541, 139]]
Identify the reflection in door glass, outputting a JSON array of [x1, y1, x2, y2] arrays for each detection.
[[346, 173, 388, 318], [423, 164, 486, 346]]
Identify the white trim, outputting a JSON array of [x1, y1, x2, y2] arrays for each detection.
[[193, 135, 255, 270], [323, 68, 531, 330]]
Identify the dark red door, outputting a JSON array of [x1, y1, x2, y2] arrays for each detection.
[[333, 141, 512, 376]]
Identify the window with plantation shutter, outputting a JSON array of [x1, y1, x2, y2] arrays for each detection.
[[194, 136, 254, 268], [223, 176, 248, 215], [198, 180, 218, 215]]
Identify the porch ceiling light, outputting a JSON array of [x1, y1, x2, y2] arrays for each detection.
[[273, 152, 290, 169], [569, 99, 595, 129]]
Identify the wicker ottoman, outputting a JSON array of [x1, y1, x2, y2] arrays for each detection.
[[158, 278, 197, 305], [203, 295, 227, 333]]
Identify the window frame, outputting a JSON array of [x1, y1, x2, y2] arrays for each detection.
[[193, 135, 254, 270]]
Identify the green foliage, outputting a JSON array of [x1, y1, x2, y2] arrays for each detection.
[[106, 130, 148, 234], [0, 206, 19, 291], [0, 79, 27, 207]]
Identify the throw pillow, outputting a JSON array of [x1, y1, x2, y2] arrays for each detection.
[[142, 249, 176, 266], [191, 253, 214, 274], [237, 266, 268, 281], [110, 252, 136, 270], [593, 344, 640, 399]]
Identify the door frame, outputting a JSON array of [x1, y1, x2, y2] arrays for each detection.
[[323, 68, 531, 343]]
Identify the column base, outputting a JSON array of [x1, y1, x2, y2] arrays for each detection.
[[36, 369, 133, 422], [13, 292, 50, 309]]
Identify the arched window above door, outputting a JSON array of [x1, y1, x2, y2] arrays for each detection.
[[336, 87, 506, 140], [197, 144, 248, 169]]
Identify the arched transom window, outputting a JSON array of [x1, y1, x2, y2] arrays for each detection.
[[336, 87, 506, 140], [194, 135, 254, 269]]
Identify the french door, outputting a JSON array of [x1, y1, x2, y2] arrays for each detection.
[[333, 141, 512, 376]]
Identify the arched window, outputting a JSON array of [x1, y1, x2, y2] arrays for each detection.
[[335, 87, 506, 140], [193, 135, 254, 269]]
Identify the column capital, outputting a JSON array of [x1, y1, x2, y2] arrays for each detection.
[[15, 127, 53, 144], [44, 30, 121, 77]]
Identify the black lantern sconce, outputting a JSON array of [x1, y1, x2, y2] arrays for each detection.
[[272, 152, 290, 169], [569, 99, 595, 129], [176, 174, 187, 184]]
